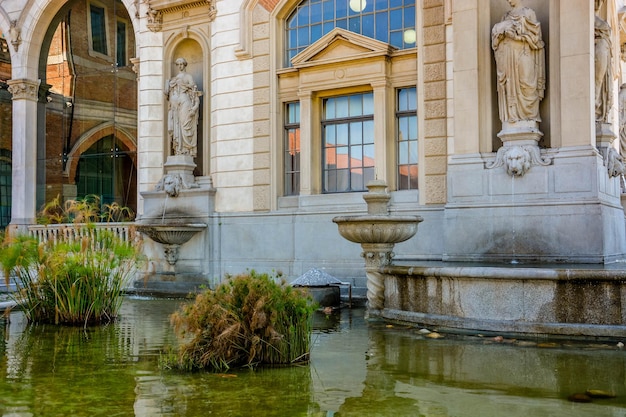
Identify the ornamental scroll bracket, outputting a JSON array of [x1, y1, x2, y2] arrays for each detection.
[[9, 20, 21, 52]]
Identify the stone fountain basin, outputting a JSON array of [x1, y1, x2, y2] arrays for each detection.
[[332, 215, 423, 244], [136, 223, 206, 245]]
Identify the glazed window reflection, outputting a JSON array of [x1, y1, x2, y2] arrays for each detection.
[[397, 87, 417, 190], [322, 92, 374, 193], [284, 102, 301, 196], [285, 0, 416, 66]]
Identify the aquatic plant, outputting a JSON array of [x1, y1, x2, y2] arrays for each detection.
[[169, 271, 316, 372], [38, 194, 135, 224], [0, 196, 141, 325], [0, 229, 140, 325]]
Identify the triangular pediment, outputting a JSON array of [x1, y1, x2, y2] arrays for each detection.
[[291, 28, 396, 67]]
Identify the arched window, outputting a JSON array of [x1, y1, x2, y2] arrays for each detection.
[[285, 0, 416, 66]]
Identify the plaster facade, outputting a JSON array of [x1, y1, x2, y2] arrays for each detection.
[[0, 0, 625, 294]]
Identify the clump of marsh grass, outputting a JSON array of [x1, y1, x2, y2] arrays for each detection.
[[0, 196, 141, 326], [168, 271, 316, 372], [0, 230, 140, 325]]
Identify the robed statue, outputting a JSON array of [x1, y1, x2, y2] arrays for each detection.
[[595, 0, 613, 123], [165, 58, 201, 157], [491, 0, 545, 126]]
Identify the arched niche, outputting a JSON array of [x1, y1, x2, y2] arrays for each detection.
[[489, 0, 551, 150], [167, 38, 206, 177]]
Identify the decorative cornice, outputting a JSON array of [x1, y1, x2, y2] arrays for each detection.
[[7, 79, 40, 101], [146, 0, 216, 32]]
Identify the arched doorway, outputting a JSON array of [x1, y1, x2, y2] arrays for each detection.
[[39, 0, 137, 216]]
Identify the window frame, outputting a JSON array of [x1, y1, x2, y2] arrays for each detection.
[[284, 0, 416, 67], [115, 17, 129, 67], [396, 86, 418, 190], [284, 101, 301, 196], [87, 0, 111, 60], [275, 1, 419, 206], [321, 92, 375, 193]]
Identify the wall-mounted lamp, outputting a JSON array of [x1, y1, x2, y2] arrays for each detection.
[[349, 0, 366, 12]]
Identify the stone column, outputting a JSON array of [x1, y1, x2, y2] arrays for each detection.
[[361, 244, 394, 315], [7, 79, 40, 233], [372, 81, 391, 184], [136, 9, 165, 216], [560, 0, 595, 148], [298, 90, 313, 195]]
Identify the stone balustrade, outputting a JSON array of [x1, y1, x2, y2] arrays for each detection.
[[27, 223, 137, 245]]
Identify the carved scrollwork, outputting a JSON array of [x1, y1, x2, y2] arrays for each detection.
[[163, 244, 180, 265], [130, 57, 140, 80], [365, 270, 385, 311], [486, 144, 552, 177], [604, 146, 625, 178], [9, 20, 21, 52], [146, 8, 163, 32], [6, 79, 40, 101], [361, 249, 394, 268]]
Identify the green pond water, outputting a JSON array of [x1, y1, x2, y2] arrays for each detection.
[[0, 296, 625, 416]]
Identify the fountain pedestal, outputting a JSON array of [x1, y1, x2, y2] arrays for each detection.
[[333, 180, 422, 316], [135, 170, 216, 295], [163, 155, 198, 189]]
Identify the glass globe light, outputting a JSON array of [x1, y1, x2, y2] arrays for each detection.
[[349, 0, 366, 12], [403, 29, 416, 45]]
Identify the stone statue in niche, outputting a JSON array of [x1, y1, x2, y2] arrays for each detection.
[[595, 0, 613, 124], [165, 57, 202, 158], [491, 0, 545, 128], [487, 0, 551, 177]]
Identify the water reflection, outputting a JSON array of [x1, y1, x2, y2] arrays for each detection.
[[0, 298, 624, 416]]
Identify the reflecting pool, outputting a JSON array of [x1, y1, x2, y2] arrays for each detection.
[[0, 297, 625, 416]]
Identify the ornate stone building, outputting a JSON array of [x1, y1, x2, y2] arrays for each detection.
[[1, 0, 626, 293]]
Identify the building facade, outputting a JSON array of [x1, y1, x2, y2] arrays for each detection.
[[0, 0, 625, 294]]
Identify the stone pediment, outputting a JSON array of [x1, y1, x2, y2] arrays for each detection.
[[291, 28, 396, 67]]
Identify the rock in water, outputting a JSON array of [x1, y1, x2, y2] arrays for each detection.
[[568, 393, 592, 403]]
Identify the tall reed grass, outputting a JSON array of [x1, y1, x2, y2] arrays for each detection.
[[0, 196, 140, 326], [169, 271, 316, 372]]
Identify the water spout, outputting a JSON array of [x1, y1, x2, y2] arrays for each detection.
[[161, 194, 169, 224]]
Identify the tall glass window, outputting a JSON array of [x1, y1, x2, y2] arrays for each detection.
[[284, 102, 301, 196], [90, 4, 107, 55], [397, 87, 417, 190], [76, 136, 134, 208], [116, 20, 127, 67], [322, 92, 375, 193], [285, 0, 416, 66]]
